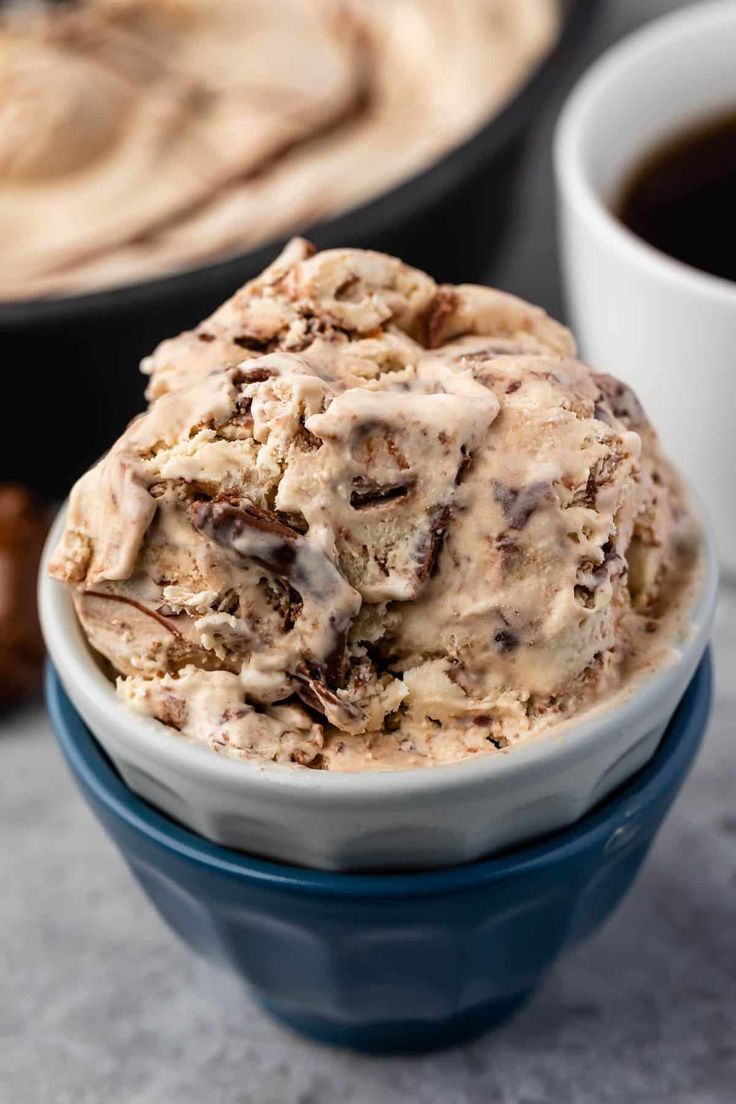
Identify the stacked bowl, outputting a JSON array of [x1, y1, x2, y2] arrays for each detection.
[[46, 656, 713, 1053]]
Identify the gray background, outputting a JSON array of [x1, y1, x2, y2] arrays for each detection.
[[3, 2, 735, 1102]]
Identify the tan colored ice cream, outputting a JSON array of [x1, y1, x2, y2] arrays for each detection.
[[0, 0, 558, 298], [50, 240, 699, 770]]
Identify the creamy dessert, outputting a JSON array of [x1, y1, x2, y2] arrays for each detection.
[[49, 239, 699, 770], [0, 0, 558, 299]]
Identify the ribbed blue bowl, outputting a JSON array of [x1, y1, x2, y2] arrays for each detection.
[[46, 655, 712, 1054]]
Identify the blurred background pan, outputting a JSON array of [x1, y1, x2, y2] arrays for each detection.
[[0, 0, 600, 496]]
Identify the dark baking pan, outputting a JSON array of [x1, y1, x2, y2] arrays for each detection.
[[0, 0, 600, 496]]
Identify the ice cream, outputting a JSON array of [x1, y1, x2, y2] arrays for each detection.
[[49, 240, 699, 770], [0, 0, 558, 298]]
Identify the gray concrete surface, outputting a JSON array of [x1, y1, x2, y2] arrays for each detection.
[[3, 3, 734, 1102]]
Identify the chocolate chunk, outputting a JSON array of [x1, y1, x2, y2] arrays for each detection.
[[351, 423, 410, 471], [291, 747, 324, 768], [384, 711, 402, 733], [154, 691, 187, 731], [455, 446, 472, 485], [294, 663, 362, 726], [84, 590, 183, 639], [418, 287, 459, 349], [282, 588, 303, 632], [227, 364, 273, 399], [275, 509, 309, 534], [228, 364, 274, 390], [486, 733, 509, 749], [493, 629, 518, 653], [580, 470, 598, 508], [505, 380, 522, 394], [259, 576, 303, 631], [296, 421, 322, 452], [575, 539, 625, 608], [232, 335, 276, 353], [194, 495, 359, 689], [415, 504, 452, 580], [350, 477, 414, 510], [215, 589, 240, 616], [601, 538, 625, 577], [574, 452, 623, 508], [593, 373, 646, 429], [334, 274, 361, 301], [192, 497, 299, 576], [322, 616, 349, 687], [493, 481, 552, 530]]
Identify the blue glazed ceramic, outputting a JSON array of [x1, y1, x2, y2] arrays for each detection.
[[46, 655, 712, 1054]]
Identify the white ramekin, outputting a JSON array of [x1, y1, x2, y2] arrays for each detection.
[[554, 0, 736, 577], [40, 506, 717, 872]]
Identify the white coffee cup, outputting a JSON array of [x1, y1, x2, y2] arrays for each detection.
[[554, 0, 736, 576]]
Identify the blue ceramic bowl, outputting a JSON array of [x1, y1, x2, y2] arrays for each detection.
[[46, 655, 712, 1054]]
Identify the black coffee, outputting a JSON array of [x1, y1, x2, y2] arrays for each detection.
[[617, 108, 736, 282]]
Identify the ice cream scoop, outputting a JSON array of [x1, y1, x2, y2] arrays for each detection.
[[49, 239, 700, 772]]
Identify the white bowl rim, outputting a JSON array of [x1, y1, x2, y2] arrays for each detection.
[[554, 0, 736, 307], [39, 498, 718, 800]]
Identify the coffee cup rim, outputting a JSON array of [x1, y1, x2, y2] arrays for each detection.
[[554, 0, 736, 306]]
